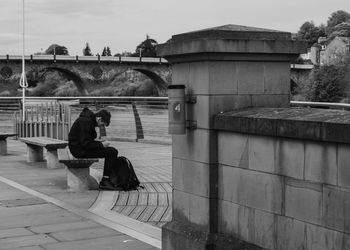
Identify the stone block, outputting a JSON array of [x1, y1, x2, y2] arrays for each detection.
[[237, 62, 264, 94], [252, 94, 290, 108], [275, 138, 304, 179], [304, 141, 337, 185], [186, 95, 210, 130], [237, 205, 254, 243], [172, 63, 190, 85], [277, 216, 306, 250], [338, 144, 350, 188], [172, 158, 210, 197], [172, 129, 217, 164], [285, 178, 322, 225], [208, 61, 238, 95], [263, 62, 290, 94], [27, 145, 44, 162], [218, 200, 239, 235], [189, 95, 252, 130], [172, 189, 190, 222], [189, 193, 210, 230], [172, 190, 210, 231], [218, 132, 248, 168], [223, 204, 277, 249], [66, 167, 90, 192], [188, 61, 210, 94], [306, 223, 343, 250], [323, 185, 350, 233], [218, 165, 283, 213], [46, 149, 64, 169], [253, 209, 276, 250], [249, 135, 276, 173], [172, 158, 184, 193], [342, 233, 350, 250]]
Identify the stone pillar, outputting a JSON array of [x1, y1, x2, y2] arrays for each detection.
[[157, 24, 307, 250]]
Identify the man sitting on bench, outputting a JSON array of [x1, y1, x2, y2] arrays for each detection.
[[68, 107, 119, 190]]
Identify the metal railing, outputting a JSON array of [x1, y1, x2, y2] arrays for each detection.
[[0, 96, 170, 144], [2, 97, 350, 144], [290, 101, 350, 110], [13, 101, 71, 140]]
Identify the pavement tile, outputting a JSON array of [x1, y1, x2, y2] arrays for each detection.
[[29, 220, 102, 234], [42, 235, 157, 250], [0, 228, 34, 239], [0, 234, 57, 249], [0, 203, 62, 217], [0, 211, 85, 230], [49, 226, 123, 242]]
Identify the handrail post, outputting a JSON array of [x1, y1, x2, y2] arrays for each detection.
[[131, 102, 144, 141]]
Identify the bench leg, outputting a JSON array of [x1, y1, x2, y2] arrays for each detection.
[[0, 139, 7, 155], [27, 145, 43, 162], [46, 149, 64, 169], [66, 167, 91, 191]]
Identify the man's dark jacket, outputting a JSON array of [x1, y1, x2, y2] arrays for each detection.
[[68, 107, 104, 157]]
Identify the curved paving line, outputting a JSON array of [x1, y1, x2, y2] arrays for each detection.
[[0, 175, 161, 249]]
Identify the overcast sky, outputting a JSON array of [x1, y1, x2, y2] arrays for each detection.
[[1, 0, 349, 56]]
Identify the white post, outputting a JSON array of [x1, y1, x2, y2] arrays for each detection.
[[19, 0, 28, 121]]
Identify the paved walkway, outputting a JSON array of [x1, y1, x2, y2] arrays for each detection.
[[0, 138, 172, 249]]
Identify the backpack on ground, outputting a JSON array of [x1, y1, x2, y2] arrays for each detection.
[[110, 156, 142, 191]]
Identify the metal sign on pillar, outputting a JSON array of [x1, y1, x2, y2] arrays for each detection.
[[168, 85, 186, 134]]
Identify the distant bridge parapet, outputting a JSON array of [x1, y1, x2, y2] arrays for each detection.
[[0, 54, 169, 64], [0, 55, 171, 96]]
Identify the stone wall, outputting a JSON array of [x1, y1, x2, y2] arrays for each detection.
[[214, 108, 350, 250]]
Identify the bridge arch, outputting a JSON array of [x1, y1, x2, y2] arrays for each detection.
[[40, 67, 88, 95], [133, 68, 168, 95]]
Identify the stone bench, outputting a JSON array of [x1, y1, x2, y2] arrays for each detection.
[[0, 133, 17, 155], [19, 136, 68, 169], [59, 150, 99, 191]]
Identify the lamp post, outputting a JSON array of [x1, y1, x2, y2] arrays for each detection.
[[19, 0, 28, 121], [139, 47, 143, 58]]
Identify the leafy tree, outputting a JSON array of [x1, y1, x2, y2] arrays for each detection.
[[102, 47, 107, 56], [328, 21, 350, 38], [82, 42, 92, 56], [106, 46, 111, 56], [305, 64, 347, 102], [297, 21, 326, 45], [134, 35, 158, 57], [114, 51, 132, 57], [45, 44, 69, 55], [326, 10, 350, 35], [101, 46, 111, 56]]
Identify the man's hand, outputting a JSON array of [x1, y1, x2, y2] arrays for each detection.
[[102, 141, 110, 147]]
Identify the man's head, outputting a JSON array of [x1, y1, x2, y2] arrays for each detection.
[[95, 109, 111, 127]]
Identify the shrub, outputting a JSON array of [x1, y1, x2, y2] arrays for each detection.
[[53, 81, 80, 96], [304, 64, 347, 102]]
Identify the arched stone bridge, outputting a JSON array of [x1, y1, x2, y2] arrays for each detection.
[[0, 55, 171, 95]]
